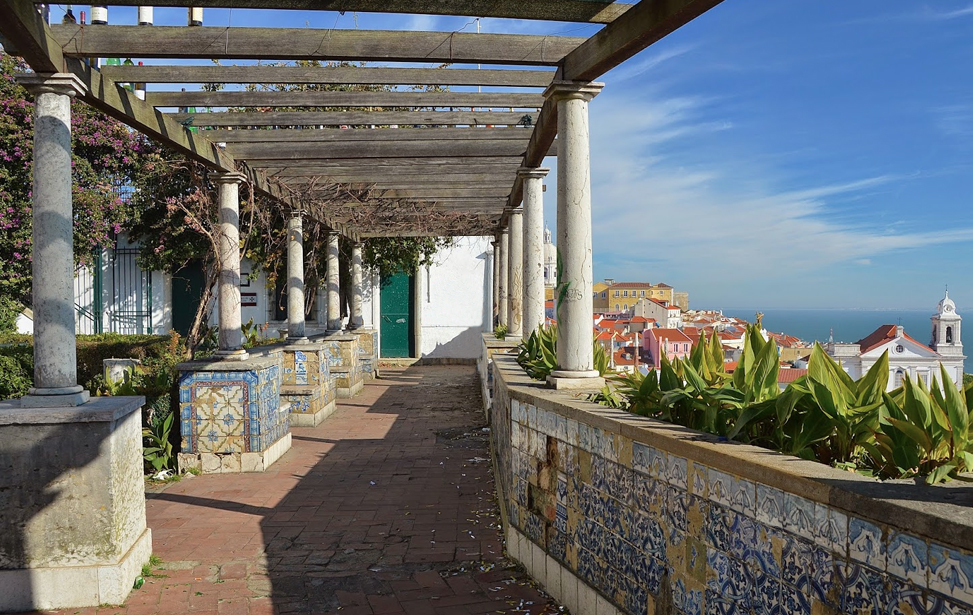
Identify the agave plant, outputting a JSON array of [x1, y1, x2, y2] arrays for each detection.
[[866, 364, 973, 483], [516, 325, 558, 380]]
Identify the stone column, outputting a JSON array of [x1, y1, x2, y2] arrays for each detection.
[[506, 207, 524, 339], [498, 228, 509, 328], [545, 81, 604, 384], [491, 237, 500, 327], [519, 167, 549, 336], [349, 240, 364, 329], [326, 231, 342, 331], [213, 172, 248, 359], [286, 209, 307, 342], [18, 74, 89, 407]]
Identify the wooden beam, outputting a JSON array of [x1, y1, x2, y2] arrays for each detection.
[[146, 90, 543, 108], [249, 157, 521, 169], [201, 127, 534, 143], [375, 188, 509, 199], [51, 25, 584, 66], [562, 0, 725, 82], [171, 110, 535, 127], [33, 0, 631, 24], [102, 65, 555, 87], [0, 0, 63, 73], [506, 92, 558, 208], [223, 140, 529, 159]]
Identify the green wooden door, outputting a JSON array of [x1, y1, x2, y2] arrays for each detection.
[[380, 273, 414, 357], [171, 262, 205, 337]]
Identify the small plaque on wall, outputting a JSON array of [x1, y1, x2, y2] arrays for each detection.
[[241, 292, 257, 307]]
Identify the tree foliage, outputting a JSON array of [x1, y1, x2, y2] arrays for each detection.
[[0, 50, 154, 310]]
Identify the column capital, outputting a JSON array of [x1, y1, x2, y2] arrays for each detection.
[[517, 167, 550, 180], [543, 80, 604, 103], [212, 171, 247, 185], [16, 73, 87, 98], [290, 207, 304, 219]]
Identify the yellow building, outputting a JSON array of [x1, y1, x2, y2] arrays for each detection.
[[593, 281, 675, 313]]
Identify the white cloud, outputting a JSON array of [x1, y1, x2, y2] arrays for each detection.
[[607, 44, 698, 83], [587, 95, 973, 284]]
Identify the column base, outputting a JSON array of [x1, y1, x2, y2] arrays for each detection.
[[0, 395, 150, 611], [178, 431, 292, 474], [547, 371, 604, 390], [285, 336, 309, 344], [213, 348, 250, 361], [0, 528, 153, 612], [20, 386, 90, 407]]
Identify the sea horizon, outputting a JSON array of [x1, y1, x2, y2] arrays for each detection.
[[715, 307, 970, 373]]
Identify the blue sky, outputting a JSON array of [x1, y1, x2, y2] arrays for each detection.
[[45, 3, 973, 311]]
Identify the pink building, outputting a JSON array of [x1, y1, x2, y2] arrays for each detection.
[[644, 328, 694, 368]]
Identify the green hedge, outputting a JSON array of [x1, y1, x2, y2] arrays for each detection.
[[0, 333, 181, 397]]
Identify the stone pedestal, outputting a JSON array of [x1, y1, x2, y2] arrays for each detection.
[[280, 344, 336, 427], [0, 396, 152, 611], [351, 328, 379, 381], [177, 356, 291, 473], [315, 333, 364, 398]]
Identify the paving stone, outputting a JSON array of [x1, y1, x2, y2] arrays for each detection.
[[25, 367, 561, 615]]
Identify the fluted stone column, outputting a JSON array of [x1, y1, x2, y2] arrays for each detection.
[[326, 231, 342, 332], [18, 74, 89, 407], [498, 228, 509, 328], [506, 208, 524, 339], [213, 172, 248, 359], [349, 241, 364, 329], [520, 167, 549, 336], [286, 210, 307, 342], [545, 81, 604, 385]]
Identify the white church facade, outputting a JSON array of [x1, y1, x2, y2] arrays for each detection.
[[828, 291, 965, 390]]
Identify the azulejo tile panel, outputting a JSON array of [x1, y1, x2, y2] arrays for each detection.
[[494, 385, 973, 615], [179, 362, 286, 455]]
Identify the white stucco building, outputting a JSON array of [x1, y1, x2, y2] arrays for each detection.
[[543, 225, 557, 288], [828, 291, 965, 390]]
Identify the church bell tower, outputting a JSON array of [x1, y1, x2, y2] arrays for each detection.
[[931, 289, 963, 358]]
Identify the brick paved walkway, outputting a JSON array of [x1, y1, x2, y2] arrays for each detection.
[[40, 366, 562, 615]]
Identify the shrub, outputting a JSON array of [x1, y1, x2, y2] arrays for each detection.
[[0, 345, 33, 398]]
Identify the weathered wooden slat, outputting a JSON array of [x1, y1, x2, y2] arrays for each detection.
[[50, 25, 584, 66], [171, 110, 534, 127], [201, 127, 533, 143], [506, 92, 557, 208], [562, 0, 725, 82], [224, 140, 529, 159], [0, 0, 64, 73], [281, 177, 511, 188], [250, 157, 521, 170], [102, 65, 555, 87], [146, 90, 544, 108], [32, 0, 632, 24], [375, 188, 509, 199]]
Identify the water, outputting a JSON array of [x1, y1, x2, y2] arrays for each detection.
[[720, 308, 972, 373]]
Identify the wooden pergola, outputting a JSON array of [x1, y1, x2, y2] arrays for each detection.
[[0, 0, 723, 239]]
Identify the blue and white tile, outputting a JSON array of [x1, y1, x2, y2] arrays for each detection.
[[705, 502, 735, 553], [840, 563, 886, 615], [755, 484, 785, 530], [809, 545, 835, 603], [708, 469, 735, 509], [728, 477, 756, 517], [749, 571, 781, 615], [667, 485, 689, 533], [566, 418, 579, 446], [930, 543, 973, 608], [885, 580, 926, 615], [632, 441, 665, 478], [887, 531, 928, 587], [664, 454, 689, 490], [705, 590, 738, 615], [928, 594, 973, 615], [526, 403, 537, 427], [782, 493, 816, 542], [780, 581, 811, 613], [849, 517, 886, 570], [689, 461, 708, 497], [780, 535, 812, 594], [813, 503, 848, 556], [578, 422, 593, 453]]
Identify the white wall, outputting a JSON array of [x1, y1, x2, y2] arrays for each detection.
[[418, 236, 493, 358]]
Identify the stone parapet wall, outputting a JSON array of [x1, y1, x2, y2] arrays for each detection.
[[351, 328, 379, 380], [478, 334, 521, 418], [310, 332, 364, 397], [490, 354, 973, 615]]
